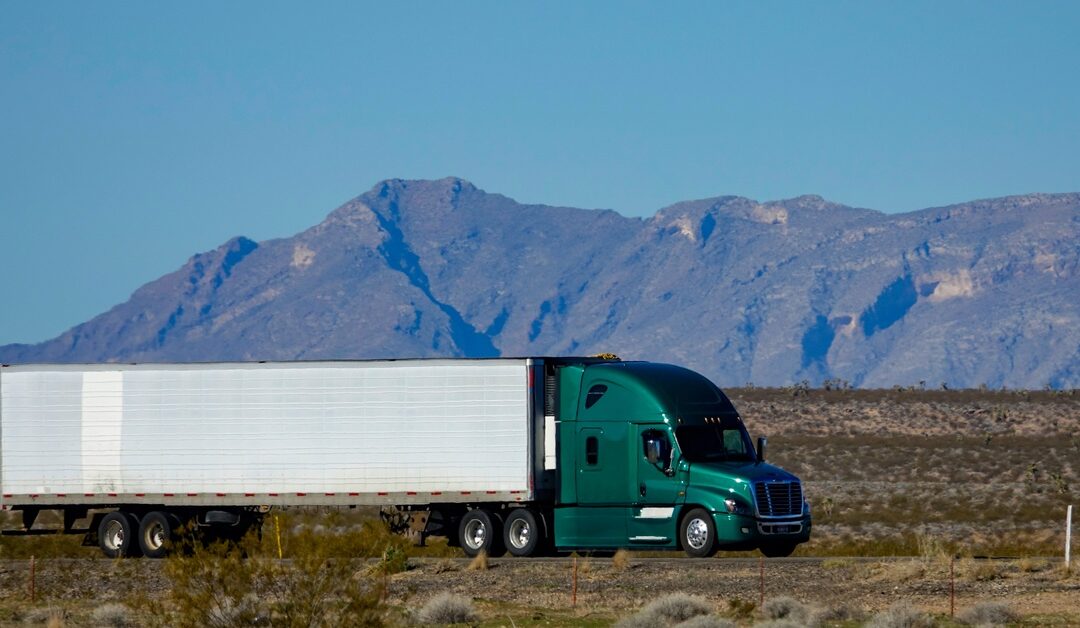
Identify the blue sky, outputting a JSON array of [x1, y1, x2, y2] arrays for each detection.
[[2, 1, 1079, 345]]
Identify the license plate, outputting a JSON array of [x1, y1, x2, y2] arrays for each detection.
[[774, 525, 790, 534]]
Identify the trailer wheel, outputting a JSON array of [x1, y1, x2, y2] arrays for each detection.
[[760, 542, 797, 558], [680, 508, 718, 558], [139, 511, 177, 558], [458, 509, 505, 557], [98, 512, 140, 559], [504, 509, 543, 557]]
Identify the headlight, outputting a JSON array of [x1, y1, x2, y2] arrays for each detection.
[[724, 498, 748, 514], [804, 500, 811, 515]]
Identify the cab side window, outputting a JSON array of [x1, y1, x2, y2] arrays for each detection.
[[585, 436, 599, 465]]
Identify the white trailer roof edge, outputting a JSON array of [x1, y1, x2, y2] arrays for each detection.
[[1, 357, 536, 372]]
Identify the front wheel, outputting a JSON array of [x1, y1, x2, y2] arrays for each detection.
[[680, 508, 718, 558], [760, 542, 797, 558], [458, 509, 505, 557]]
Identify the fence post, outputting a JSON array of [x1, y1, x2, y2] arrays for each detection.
[[759, 556, 764, 607], [949, 556, 955, 618], [571, 555, 578, 607], [1067, 505, 1073, 571], [29, 555, 36, 604]]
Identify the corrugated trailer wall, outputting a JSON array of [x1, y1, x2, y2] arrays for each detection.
[[0, 360, 535, 508]]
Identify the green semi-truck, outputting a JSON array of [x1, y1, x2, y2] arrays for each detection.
[[1, 357, 809, 558]]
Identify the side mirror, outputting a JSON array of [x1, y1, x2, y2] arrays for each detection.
[[645, 439, 661, 465], [757, 436, 767, 464]]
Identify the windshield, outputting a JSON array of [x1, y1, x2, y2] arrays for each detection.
[[675, 419, 756, 462]]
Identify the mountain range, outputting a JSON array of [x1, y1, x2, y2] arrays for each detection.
[[2, 177, 1078, 388]]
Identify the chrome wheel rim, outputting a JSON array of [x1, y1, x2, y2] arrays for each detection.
[[145, 521, 166, 551], [104, 520, 125, 551], [508, 518, 531, 549], [686, 518, 709, 550], [463, 519, 486, 550]]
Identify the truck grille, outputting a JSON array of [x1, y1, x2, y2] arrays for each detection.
[[754, 481, 802, 517]]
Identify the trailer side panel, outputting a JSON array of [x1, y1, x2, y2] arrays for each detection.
[[1, 360, 532, 507]]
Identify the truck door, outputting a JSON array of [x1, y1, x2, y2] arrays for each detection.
[[568, 425, 628, 547], [628, 426, 686, 545]]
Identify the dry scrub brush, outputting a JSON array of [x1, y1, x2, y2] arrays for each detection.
[[615, 593, 713, 627], [865, 603, 933, 628], [958, 601, 1017, 626], [414, 593, 477, 625]]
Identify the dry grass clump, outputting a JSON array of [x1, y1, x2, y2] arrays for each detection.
[[959, 558, 1002, 581], [753, 621, 807, 628], [865, 603, 933, 628], [414, 593, 477, 625], [430, 558, 458, 574], [957, 601, 1017, 626], [612, 548, 633, 570], [1016, 557, 1047, 572], [466, 550, 488, 571], [615, 593, 713, 627], [89, 603, 137, 627], [726, 598, 757, 621], [876, 559, 927, 582], [761, 596, 812, 625], [21, 607, 67, 627]]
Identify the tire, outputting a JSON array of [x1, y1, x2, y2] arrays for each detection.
[[680, 508, 718, 558], [760, 542, 797, 558], [503, 509, 543, 557], [458, 509, 505, 557], [98, 512, 140, 559], [138, 511, 176, 558]]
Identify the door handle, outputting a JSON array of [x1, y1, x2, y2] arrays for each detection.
[[639, 483, 647, 497]]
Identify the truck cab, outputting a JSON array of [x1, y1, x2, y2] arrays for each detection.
[[552, 360, 810, 557]]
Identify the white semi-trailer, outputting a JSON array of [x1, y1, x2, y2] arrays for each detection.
[[1, 358, 811, 558]]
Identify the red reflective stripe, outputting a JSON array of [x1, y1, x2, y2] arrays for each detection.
[[377, 492, 388, 496], [509, 490, 522, 494], [406, 491, 417, 496], [461, 491, 471, 495], [2, 494, 11, 498], [244, 493, 255, 497], [135, 494, 145, 497], [187, 493, 198, 497], [269, 493, 279, 496], [216, 493, 226, 497], [431, 491, 442, 495], [108, 493, 118, 497], [529, 368, 535, 387], [486, 491, 497, 494], [325, 493, 335, 496], [296, 493, 306, 496], [56, 494, 66, 497], [84, 493, 95, 497], [164, 493, 175, 497], [348, 492, 359, 496]]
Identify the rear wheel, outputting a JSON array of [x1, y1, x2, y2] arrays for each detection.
[[504, 509, 543, 557], [680, 508, 718, 558], [98, 512, 140, 558], [138, 511, 177, 558], [458, 509, 505, 557]]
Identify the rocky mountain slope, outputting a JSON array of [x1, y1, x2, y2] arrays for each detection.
[[2, 178, 1078, 388]]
